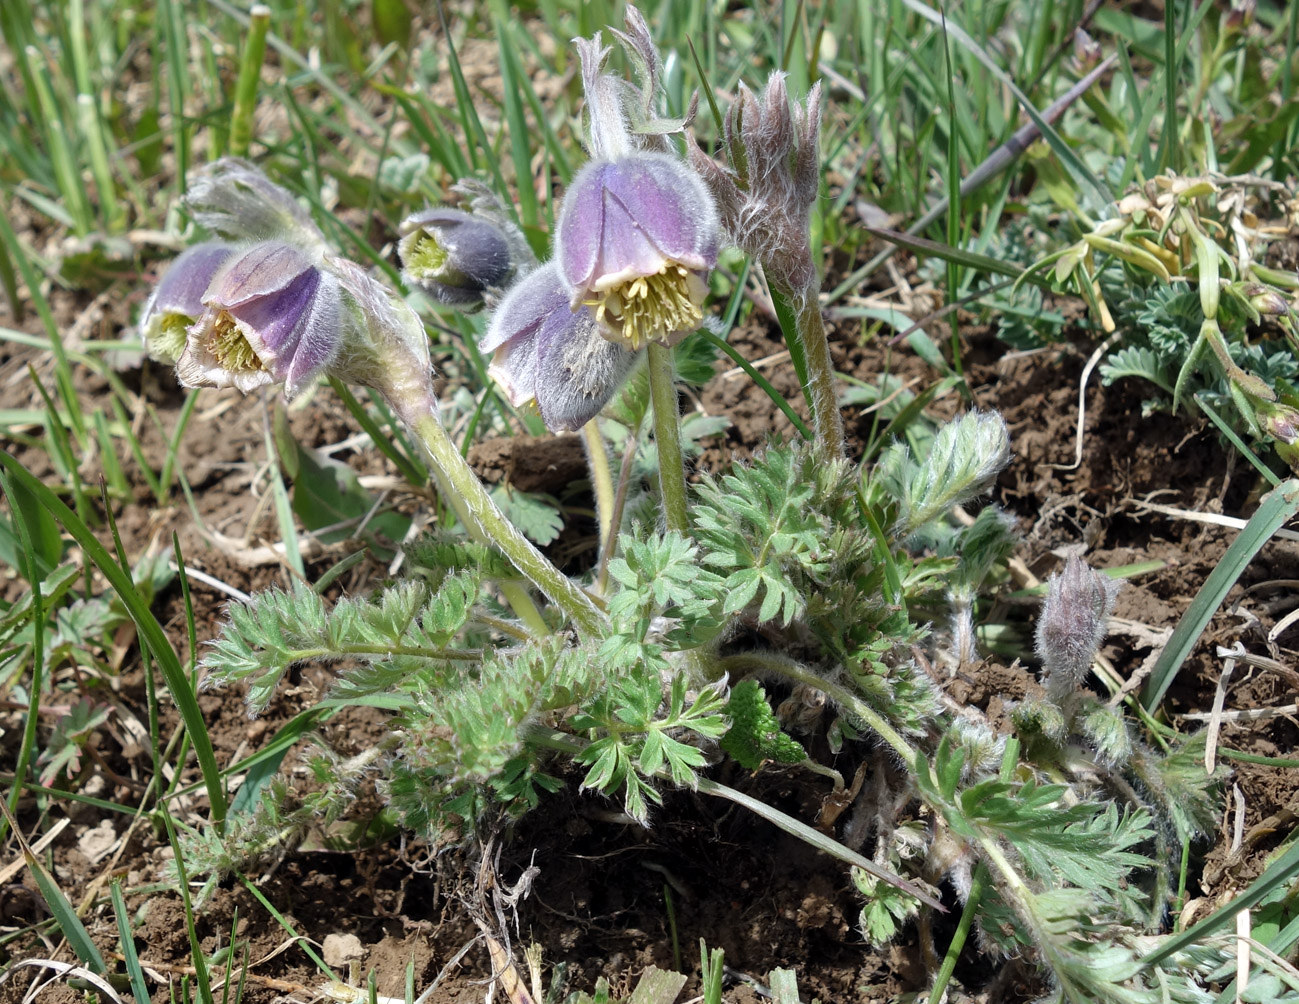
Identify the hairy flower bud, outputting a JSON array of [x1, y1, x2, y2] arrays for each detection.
[[1036, 555, 1120, 703], [398, 207, 516, 309], [687, 73, 822, 296], [1258, 400, 1299, 473], [482, 262, 639, 432], [176, 241, 342, 397], [138, 241, 235, 363], [184, 157, 326, 248], [555, 152, 718, 349]]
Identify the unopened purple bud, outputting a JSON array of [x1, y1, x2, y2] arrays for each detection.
[[184, 157, 326, 249], [139, 242, 236, 363], [482, 263, 640, 432], [555, 152, 718, 349], [1072, 29, 1101, 71], [1036, 555, 1120, 701], [397, 207, 515, 309], [1242, 283, 1289, 316], [176, 241, 342, 398]]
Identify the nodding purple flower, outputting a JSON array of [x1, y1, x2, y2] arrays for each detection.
[[397, 207, 516, 309], [555, 152, 718, 350], [138, 242, 236, 363], [482, 262, 640, 432], [176, 241, 342, 398]]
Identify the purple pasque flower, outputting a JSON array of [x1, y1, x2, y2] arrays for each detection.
[[176, 241, 342, 398], [138, 241, 236, 364], [481, 262, 640, 432], [397, 207, 515, 310], [555, 151, 718, 350]]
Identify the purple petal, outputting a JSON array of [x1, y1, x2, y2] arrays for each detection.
[[143, 242, 237, 322], [283, 273, 342, 397], [535, 305, 639, 432], [204, 242, 315, 309], [602, 154, 716, 271], [226, 265, 322, 363], [481, 263, 570, 354], [555, 154, 719, 301]]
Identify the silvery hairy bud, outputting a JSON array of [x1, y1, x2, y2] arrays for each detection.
[[1035, 554, 1120, 706]]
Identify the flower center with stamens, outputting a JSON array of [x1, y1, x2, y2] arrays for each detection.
[[591, 263, 704, 349], [154, 311, 194, 364], [406, 234, 450, 279], [209, 311, 266, 373]]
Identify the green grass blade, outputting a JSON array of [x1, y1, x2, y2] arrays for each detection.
[[1141, 479, 1299, 710], [112, 879, 152, 1004], [160, 809, 216, 1004], [865, 227, 1051, 287], [0, 449, 229, 826], [769, 285, 813, 413], [1142, 829, 1299, 970], [229, 4, 271, 158], [0, 802, 107, 974], [0, 467, 47, 846], [697, 329, 812, 441], [897, 0, 1112, 211]]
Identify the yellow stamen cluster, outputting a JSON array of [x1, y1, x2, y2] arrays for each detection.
[[209, 311, 266, 373], [406, 233, 449, 278], [592, 263, 703, 349], [152, 311, 193, 364]]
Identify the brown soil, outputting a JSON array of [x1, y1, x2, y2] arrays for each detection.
[[3, 240, 1298, 1003]]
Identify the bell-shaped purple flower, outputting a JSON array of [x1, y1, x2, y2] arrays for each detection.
[[482, 263, 640, 432], [397, 207, 515, 309], [555, 152, 718, 350], [176, 241, 342, 398], [138, 242, 236, 363]]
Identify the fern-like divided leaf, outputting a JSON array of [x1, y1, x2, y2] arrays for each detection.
[[202, 572, 481, 715], [694, 443, 862, 628]]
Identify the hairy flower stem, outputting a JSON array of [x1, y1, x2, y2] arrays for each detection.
[[647, 341, 690, 535], [402, 408, 609, 638], [582, 419, 616, 577], [793, 286, 846, 463]]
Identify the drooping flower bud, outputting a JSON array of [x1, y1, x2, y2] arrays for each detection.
[[176, 241, 342, 398], [397, 207, 515, 309], [555, 153, 718, 349], [481, 262, 640, 432], [1035, 554, 1120, 704], [183, 157, 326, 249], [1258, 400, 1299, 473], [686, 72, 822, 297], [138, 241, 236, 363], [1071, 28, 1102, 72]]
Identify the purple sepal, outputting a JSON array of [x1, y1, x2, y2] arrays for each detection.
[[482, 263, 640, 432], [177, 241, 341, 398], [556, 152, 717, 300], [138, 241, 236, 363]]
